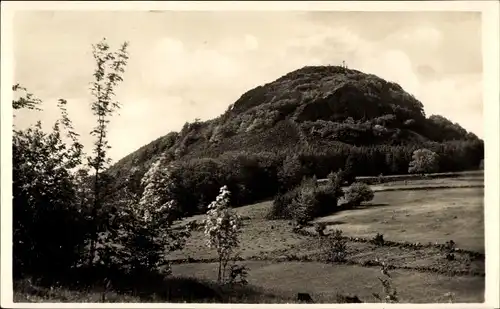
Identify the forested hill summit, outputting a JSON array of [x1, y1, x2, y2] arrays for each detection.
[[108, 65, 483, 211]]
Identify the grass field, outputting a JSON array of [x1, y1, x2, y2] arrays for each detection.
[[15, 173, 485, 303], [172, 175, 484, 259], [314, 187, 484, 253], [172, 261, 484, 303], [167, 174, 485, 303]]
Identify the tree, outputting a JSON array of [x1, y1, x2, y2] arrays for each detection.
[[116, 154, 190, 276], [204, 186, 242, 283], [12, 84, 42, 111], [290, 181, 318, 225], [408, 148, 439, 175], [278, 154, 304, 192], [344, 154, 358, 185], [12, 86, 86, 279], [344, 182, 374, 206], [87, 38, 129, 265]]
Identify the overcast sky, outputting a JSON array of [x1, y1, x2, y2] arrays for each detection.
[[13, 11, 483, 162]]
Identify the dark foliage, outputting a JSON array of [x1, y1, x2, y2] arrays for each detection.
[[268, 176, 342, 223], [371, 233, 385, 246], [344, 182, 375, 206], [12, 122, 88, 280], [324, 229, 348, 263]]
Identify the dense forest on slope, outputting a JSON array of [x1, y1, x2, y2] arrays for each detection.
[[106, 65, 483, 216]]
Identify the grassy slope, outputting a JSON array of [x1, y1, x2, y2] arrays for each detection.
[[169, 176, 484, 303], [314, 187, 484, 253], [173, 175, 484, 259]]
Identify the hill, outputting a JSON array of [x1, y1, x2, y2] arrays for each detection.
[[106, 65, 483, 215]]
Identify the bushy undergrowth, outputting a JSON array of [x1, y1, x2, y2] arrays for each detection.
[[323, 229, 348, 263], [371, 233, 385, 246], [268, 176, 341, 223], [344, 182, 375, 206]]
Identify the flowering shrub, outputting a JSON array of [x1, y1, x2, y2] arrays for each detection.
[[204, 186, 242, 283], [138, 155, 177, 218], [97, 155, 189, 277]]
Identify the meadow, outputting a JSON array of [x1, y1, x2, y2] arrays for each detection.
[[14, 173, 485, 303]]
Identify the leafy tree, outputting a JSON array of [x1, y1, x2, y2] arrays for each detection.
[[327, 170, 345, 196], [12, 86, 86, 279], [12, 84, 42, 111], [87, 38, 129, 265], [278, 154, 303, 191], [408, 148, 439, 175], [204, 186, 242, 283], [290, 181, 318, 225], [344, 182, 374, 206]]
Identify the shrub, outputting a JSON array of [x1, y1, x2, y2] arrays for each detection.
[[227, 264, 249, 286], [371, 233, 385, 246], [268, 176, 341, 222], [289, 181, 318, 225], [324, 229, 348, 262], [445, 240, 456, 261], [313, 184, 340, 217], [13, 117, 88, 279], [267, 190, 297, 220], [109, 156, 191, 280], [315, 222, 327, 236], [344, 182, 374, 206]]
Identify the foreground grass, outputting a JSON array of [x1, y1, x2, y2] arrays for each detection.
[[172, 261, 484, 303], [14, 276, 289, 303]]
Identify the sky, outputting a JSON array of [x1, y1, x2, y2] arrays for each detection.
[[12, 10, 483, 162]]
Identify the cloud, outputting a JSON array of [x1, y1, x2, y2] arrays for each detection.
[[399, 26, 443, 50], [419, 74, 483, 136], [244, 34, 259, 50], [143, 37, 242, 89]]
